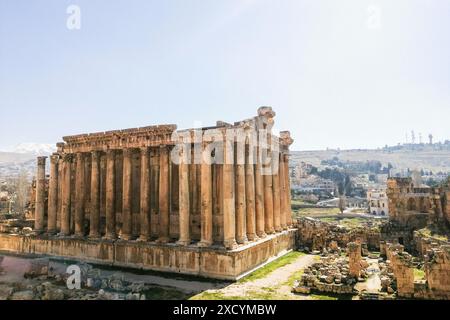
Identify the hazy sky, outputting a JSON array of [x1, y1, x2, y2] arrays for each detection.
[[1, 0, 449, 151]]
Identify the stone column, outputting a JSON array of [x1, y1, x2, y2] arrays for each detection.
[[158, 145, 170, 243], [245, 143, 257, 241], [272, 149, 282, 233], [139, 147, 151, 241], [279, 151, 287, 230], [284, 153, 293, 227], [57, 157, 63, 231], [235, 142, 247, 244], [263, 145, 275, 234], [34, 156, 47, 233], [60, 154, 72, 236], [105, 149, 117, 240], [177, 145, 191, 246], [198, 142, 213, 247], [89, 151, 101, 239], [348, 242, 362, 278], [255, 144, 266, 238], [121, 148, 133, 240], [223, 136, 237, 249], [47, 155, 59, 234], [74, 153, 85, 237]]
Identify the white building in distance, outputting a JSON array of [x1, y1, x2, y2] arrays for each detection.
[[367, 189, 389, 216]]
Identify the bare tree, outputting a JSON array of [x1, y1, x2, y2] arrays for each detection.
[[11, 169, 31, 215], [338, 195, 346, 214]]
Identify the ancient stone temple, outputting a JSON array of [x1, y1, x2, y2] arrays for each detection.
[[0, 107, 297, 280]]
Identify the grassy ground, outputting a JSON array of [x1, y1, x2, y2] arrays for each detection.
[[191, 251, 309, 300], [190, 252, 356, 301], [294, 207, 341, 217], [414, 268, 425, 281], [319, 217, 368, 228], [417, 227, 448, 242], [238, 251, 305, 283]]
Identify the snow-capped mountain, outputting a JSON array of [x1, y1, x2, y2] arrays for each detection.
[[13, 143, 56, 155]]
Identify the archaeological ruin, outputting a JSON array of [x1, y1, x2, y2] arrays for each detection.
[[382, 177, 450, 251], [0, 107, 297, 280]]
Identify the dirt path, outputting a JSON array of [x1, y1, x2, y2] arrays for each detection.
[[203, 254, 316, 299], [355, 258, 381, 294]]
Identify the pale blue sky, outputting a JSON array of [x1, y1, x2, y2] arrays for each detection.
[[1, 0, 449, 151]]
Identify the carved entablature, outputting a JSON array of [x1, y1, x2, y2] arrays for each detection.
[[60, 125, 178, 153], [53, 108, 293, 154]]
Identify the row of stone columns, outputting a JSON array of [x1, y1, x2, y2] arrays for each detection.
[[34, 146, 174, 241], [174, 139, 293, 250], [34, 141, 292, 248]]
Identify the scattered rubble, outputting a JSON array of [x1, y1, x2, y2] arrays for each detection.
[[293, 242, 368, 296]]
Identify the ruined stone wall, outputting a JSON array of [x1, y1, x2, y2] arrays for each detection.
[[387, 177, 450, 227], [388, 246, 415, 298], [445, 191, 450, 224], [423, 245, 450, 299], [386, 243, 450, 299], [413, 231, 449, 257], [295, 217, 380, 252]]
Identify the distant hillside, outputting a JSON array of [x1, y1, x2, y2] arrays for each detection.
[[13, 143, 55, 155], [0, 152, 40, 179], [0, 152, 35, 164], [292, 146, 450, 172]]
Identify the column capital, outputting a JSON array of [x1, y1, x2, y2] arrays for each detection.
[[91, 150, 102, 160], [62, 153, 73, 163], [37, 156, 47, 165], [159, 144, 170, 151], [106, 149, 117, 157], [140, 146, 150, 153], [123, 148, 136, 156], [75, 152, 84, 160], [50, 154, 60, 163]]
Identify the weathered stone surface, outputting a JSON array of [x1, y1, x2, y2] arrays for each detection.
[[11, 290, 35, 300]]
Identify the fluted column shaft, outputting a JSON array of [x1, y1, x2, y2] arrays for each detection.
[[279, 151, 288, 230], [255, 144, 266, 238], [47, 155, 59, 234], [89, 151, 101, 238], [235, 142, 247, 244], [105, 150, 116, 240], [35, 156, 47, 233], [177, 145, 190, 246], [139, 147, 151, 241], [74, 153, 85, 237], [122, 149, 133, 240], [158, 145, 170, 243], [223, 137, 237, 249], [199, 142, 213, 247], [245, 143, 257, 241], [61, 154, 72, 236], [263, 141, 275, 234], [284, 153, 292, 227], [272, 149, 282, 233]]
